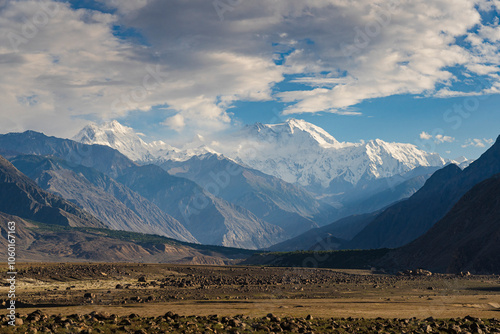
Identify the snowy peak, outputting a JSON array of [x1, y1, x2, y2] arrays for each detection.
[[73, 121, 218, 163], [245, 118, 341, 148], [447, 156, 473, 169], [73, 119, 448, 193], [73, 121, 153, 161], [216, 121, 447, 189], [76, 120, 138, 144]]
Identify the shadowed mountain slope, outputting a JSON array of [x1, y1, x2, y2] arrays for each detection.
[[0, 154, 104, 228], [378, 174, 500, 274], [10, 155, 197, 243]]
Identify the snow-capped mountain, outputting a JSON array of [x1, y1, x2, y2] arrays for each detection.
[[73, 119, 448, 198], [74, 120, 155, 161], [73, 121, 215, 162], [211, 119, 447, 193]]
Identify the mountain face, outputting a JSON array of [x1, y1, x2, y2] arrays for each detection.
[[214, 119, 446, 197], [268, 212, 379, 252], [76, 122, 337, 234], [117, 164, 287, 249], [346, 135, 500, 250], [74, 120, 162, 162], [74, 120, 215, 162], [269, 169, 436, 252], [344, 171, 437, 216], [0, 130, 135, 178], [10, 155, 197, 243], [378, 174, 500, 274], [160, 153, 339, 235], [0, 154, 104, 228], [0, 131, 286, 249]]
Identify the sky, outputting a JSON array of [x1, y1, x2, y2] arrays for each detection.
[[0, 0, 499, 159]]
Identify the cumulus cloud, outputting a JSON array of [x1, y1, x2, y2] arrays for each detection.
[[419, 131, 433, 140], [419, 131, 455, 144], [0, 0, 281, 137], [435, 134, 455, 143], [0, 0, 499, 137], [462, 138, 494, 148]]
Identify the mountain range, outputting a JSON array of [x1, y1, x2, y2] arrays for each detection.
[[0, 212, 253, 264], [10, 155, 197, 243], [0, 132, 288, 249], [2, 117, 498, 274], [246, 162, 500, 273], [74, 120, 458, 209], [269, 135, 500, 254], [159, 153, 336, 235], [345, 135, 500, 250], [0, 151, 254, 263], [215, 119, 447, 198], [70, 119, 490, 254]]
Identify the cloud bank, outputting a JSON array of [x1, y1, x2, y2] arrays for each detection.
[[0, 0, 499, 137]]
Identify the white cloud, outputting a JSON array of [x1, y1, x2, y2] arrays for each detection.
[[462, 138, 494, 148], [103, 0, 500, 117], [435, 134, 455, 143], [419, 131, 455, 144], [0, 0, 281, 137], [420, 131, 433, 140], [0, 0, 499, 137], [162, 114, 185, 132]]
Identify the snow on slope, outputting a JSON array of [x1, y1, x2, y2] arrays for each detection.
[[73, 121, 215, 162], [74, 119, 448, 191], [211, 119, 446, 189], [74, 121, 153, 161], [449, 156, 473, 169]]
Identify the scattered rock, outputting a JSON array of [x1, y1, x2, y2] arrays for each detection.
[[83, 293, 96, 299]]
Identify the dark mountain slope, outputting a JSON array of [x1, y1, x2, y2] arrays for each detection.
[[0, 154, 104, 228], [378, 174, 500, 274], [0, 131, 135, 177], [0, 131, 286, 249]]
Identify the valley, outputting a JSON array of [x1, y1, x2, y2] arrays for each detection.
[[2, 1, 500, 332], [1, 119, 499, 333], [1, 263, 500, 333]]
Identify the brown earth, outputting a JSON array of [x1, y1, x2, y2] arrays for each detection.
[[0, 263, 499, 333]]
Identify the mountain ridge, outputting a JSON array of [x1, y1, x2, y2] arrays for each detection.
[[0, 212, 253, 264], [160, 152, 338, 235], [0, 131, 287, 249], [345, 135, 500, 250], [10, 155, 198, 243], [73, 120, 449, 209], [0, 154, 105, 229], [378, 173, 500, 273]]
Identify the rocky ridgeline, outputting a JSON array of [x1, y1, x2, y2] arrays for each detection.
[[1, 310, 500, 333]]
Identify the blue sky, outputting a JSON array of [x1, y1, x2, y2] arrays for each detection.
[[0, 0, 499, 159]]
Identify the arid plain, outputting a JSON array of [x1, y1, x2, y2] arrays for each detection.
[[1, 263, 499, 333]]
